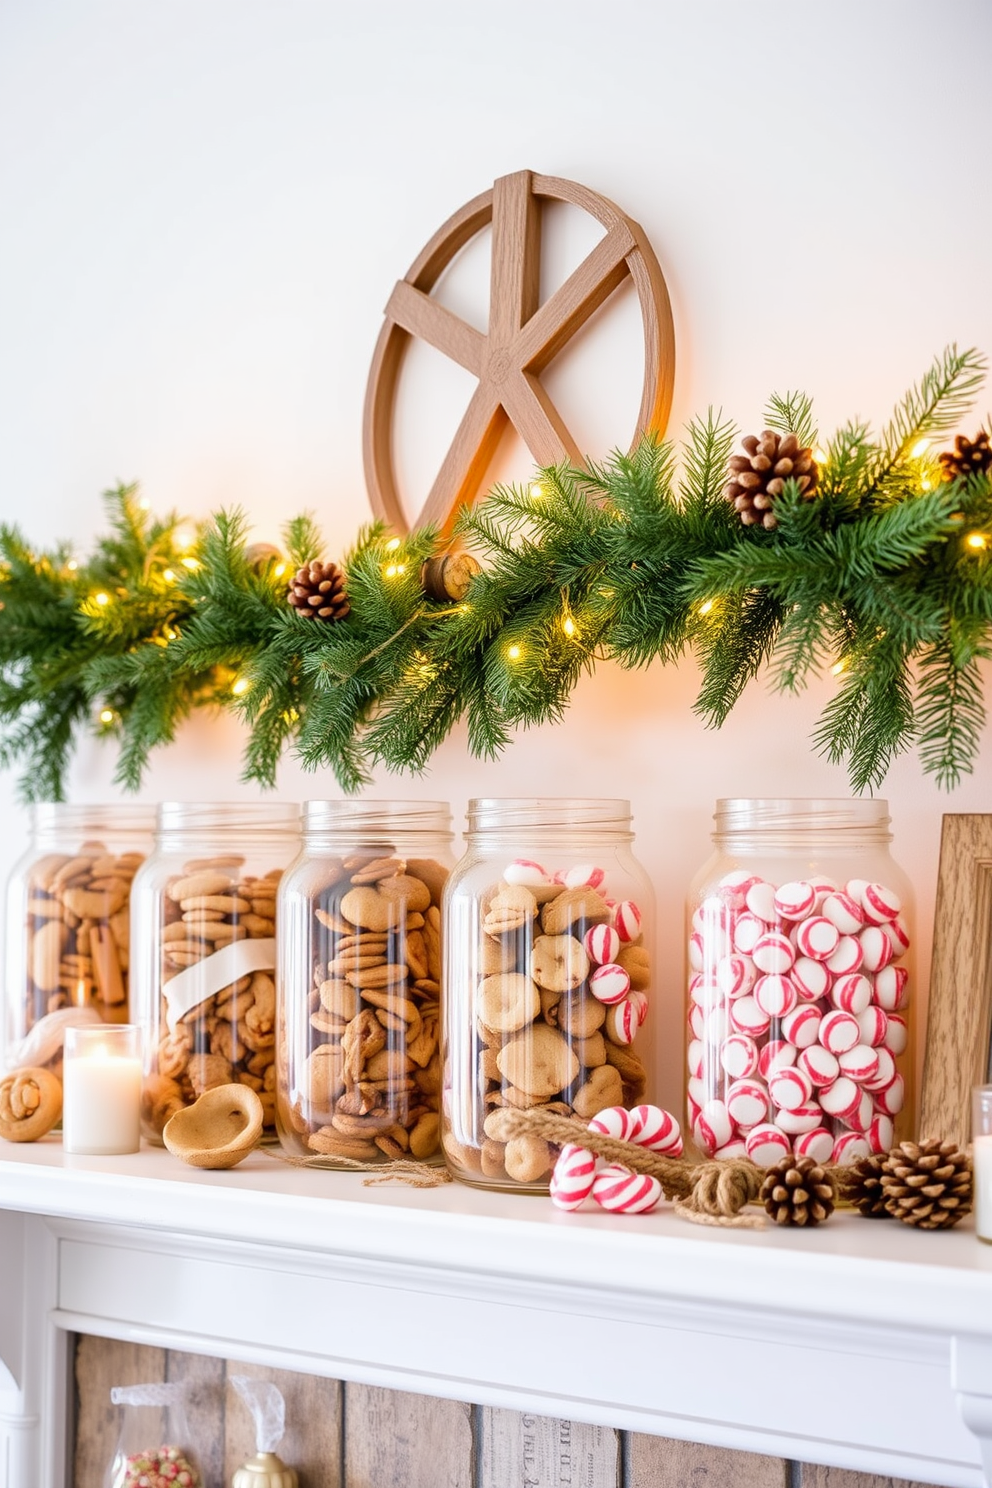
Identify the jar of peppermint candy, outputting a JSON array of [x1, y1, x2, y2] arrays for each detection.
[[442, 798, 656, 1192], [686, 799, 914, 1168]]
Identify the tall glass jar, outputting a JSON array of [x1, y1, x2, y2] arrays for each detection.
[[131, 801, 301, 1142], [277, 799, 453, 1165], [686, 798, 914, 1167], [3, 803, 155, 1077], [442, 798, 656, 1192]]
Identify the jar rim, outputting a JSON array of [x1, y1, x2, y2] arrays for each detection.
[[302, 799, 453, 837], [32, 802, 157, 834], [156, 801, 301, 836], [466, 797, 634, 837]]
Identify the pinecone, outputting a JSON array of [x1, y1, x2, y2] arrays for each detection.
[[760, 1154, 836, 1226], [880, 1139, 973, 1230], [287, 560, 350, 621], [938, 430, 992, 483], [725, 430, 819, 530], [839, 1153, 889, 1217]]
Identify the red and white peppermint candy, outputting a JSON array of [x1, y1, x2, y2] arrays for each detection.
[[773, 880, 817, 920], [781, 1003, 821, 1049], [819, 1009, 861, 1054], [883, 1012, 908, 1055], [752, 931, 795, 975], [592, 1163, 662, 1214], [732, 912, 765, 955], [868, 1114, 894, 1154], [845, 1089, 875, 1133], [604, 996, 639, 1046], [589, 1105, 637, 1141], [687, 1001, 705, 1039], [744, 879, 778, 924], [753, 973, 797, 1019], [856, 1006, 889, 1047], [687, 1037, 705, 1078], [550, 1143, 598, 1210], [688, 932, 706, 972], [859, 925, 893, 973], [795, 916, 840, 961], [720, 1033, 759, 1079], [745, 1122, 791, 1166], [726, 1078, 770, 1127], [503, 858, 548, 886], [819, 1075, 861, 1118], [702, 1005, 730, 1046], [794, 1127, 835, 1163], [628, 1104, 683, 1154], [628, 989, 649, 1027], [758, 1038, 797, 1079], [562, 862, 606, 890], [873, 964, 909, 1012], [862, 1046, 897, 1093], [832, 1131, 870, 1164], [717, 869, 761, 909], [715, 953, 756, 998], [714, 1138, 749, 1160], [768, 1065, 812, 1111], [694, 1098, 733, 1155], [862, 881, 902, 924], [589, 963, 631, 1005], [888, 914, 911, 954], [584, 922, 620, 966], [874, 1071, 905, 1115], [831, 972, 872, 1015], [838, 1042, 880, 1083], [824, 935, 864, 977], [613, 900, 642, 943], [791, 955, 830, 1002], [821, 891, 865, 934], [729, 994, 771, 1038], [797, 1043, 839, 1088], [775, 1104, 824, 1135]]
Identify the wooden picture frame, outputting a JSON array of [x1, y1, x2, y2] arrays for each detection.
[[920, 814, 992, 1148]]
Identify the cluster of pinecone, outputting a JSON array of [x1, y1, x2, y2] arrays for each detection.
[[760, 1139, 973, 1229]]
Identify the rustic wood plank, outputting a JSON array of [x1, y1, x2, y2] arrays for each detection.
[[344, 1384, 471, 1488], [479, 1407, 619, 1488], [73, 1336, 166, 1488], [628, 1433, 788, 1488], [225, 1360, 342, 1488], [165, 1348, 226, 1488], [800, 1466, 938, 1488]]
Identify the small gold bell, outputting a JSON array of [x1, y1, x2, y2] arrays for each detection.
[[231, 1450, 299, 1488]]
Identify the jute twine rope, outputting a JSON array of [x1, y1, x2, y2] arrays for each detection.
[[263, 1147, 452, 1188]]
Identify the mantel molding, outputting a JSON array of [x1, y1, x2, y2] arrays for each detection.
[[1, 1142, 991, 1488]]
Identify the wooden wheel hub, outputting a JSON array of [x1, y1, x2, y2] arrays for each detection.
[[362, 169, 675, 535]]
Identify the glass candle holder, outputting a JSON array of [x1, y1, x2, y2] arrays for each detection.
[[974, 1084, 992, 1243], [63, 1024, 142, 1154]]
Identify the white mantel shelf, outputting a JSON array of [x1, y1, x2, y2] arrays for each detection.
[[2, 1140, 991, 1488]]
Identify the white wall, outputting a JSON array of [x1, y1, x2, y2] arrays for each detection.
[[1, 0, 990, 1109]]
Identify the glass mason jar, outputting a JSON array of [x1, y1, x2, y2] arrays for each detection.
[[131, 801, 301, 1142], [276, 799, 453, 1165], [4, 803, 155, 1077], [686, 798, 914, 1167], [442, 798, 656, 1192]]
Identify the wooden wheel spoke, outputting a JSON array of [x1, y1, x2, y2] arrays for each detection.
[[501, 371, 582, 467], [512, 223, 635, 373], [384, 280, 485, 377], [489, 169, 541, 344], [419, 382, 506, 532]]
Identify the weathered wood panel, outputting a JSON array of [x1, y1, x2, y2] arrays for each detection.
[[800, 1467, 938, 1488], [166, 1349, 226, 1488], [479, 1407, 619, 1488], [628, 1433, 789, 1488], [224, 1359, 341, 1488], [73, 1337, 166, 1488], [344, 1384, 470, 1488]]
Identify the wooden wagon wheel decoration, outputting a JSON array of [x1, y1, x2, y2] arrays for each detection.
[[362, 169, 676, 536]]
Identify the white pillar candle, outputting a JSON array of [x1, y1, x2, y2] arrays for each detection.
[[63, 1026, 142, 1155], [973, 1086, 992, 1244]]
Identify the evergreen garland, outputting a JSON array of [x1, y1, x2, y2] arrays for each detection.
[[0, 345, 989, 800]]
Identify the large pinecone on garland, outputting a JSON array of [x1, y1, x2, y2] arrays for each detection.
[[725, 430, 819, 530], [760, 1154, 835, 1226], [840, 1153, 888, 1217], [880, 1139, 973, 1230], [938, 430, 992, 483], [287, 560, 350, 621]]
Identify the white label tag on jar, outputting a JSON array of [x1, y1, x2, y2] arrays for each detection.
[[163, 939, 277, 1033]]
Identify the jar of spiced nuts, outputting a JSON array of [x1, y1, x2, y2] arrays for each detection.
[[131, 802, 301, 1142], [687, 798, 915, 1169], [3, 804, 155, 1078], [442, 798, 656, 1192], [276, 800, 452, 1165]]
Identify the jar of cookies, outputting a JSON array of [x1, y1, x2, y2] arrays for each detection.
[[3, 803, 155, 1077], [442, 798, 655, 1192], [686, 798, 914, 1169], [276, 799, 452, 1165], [131, 801, 301, 1142]]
